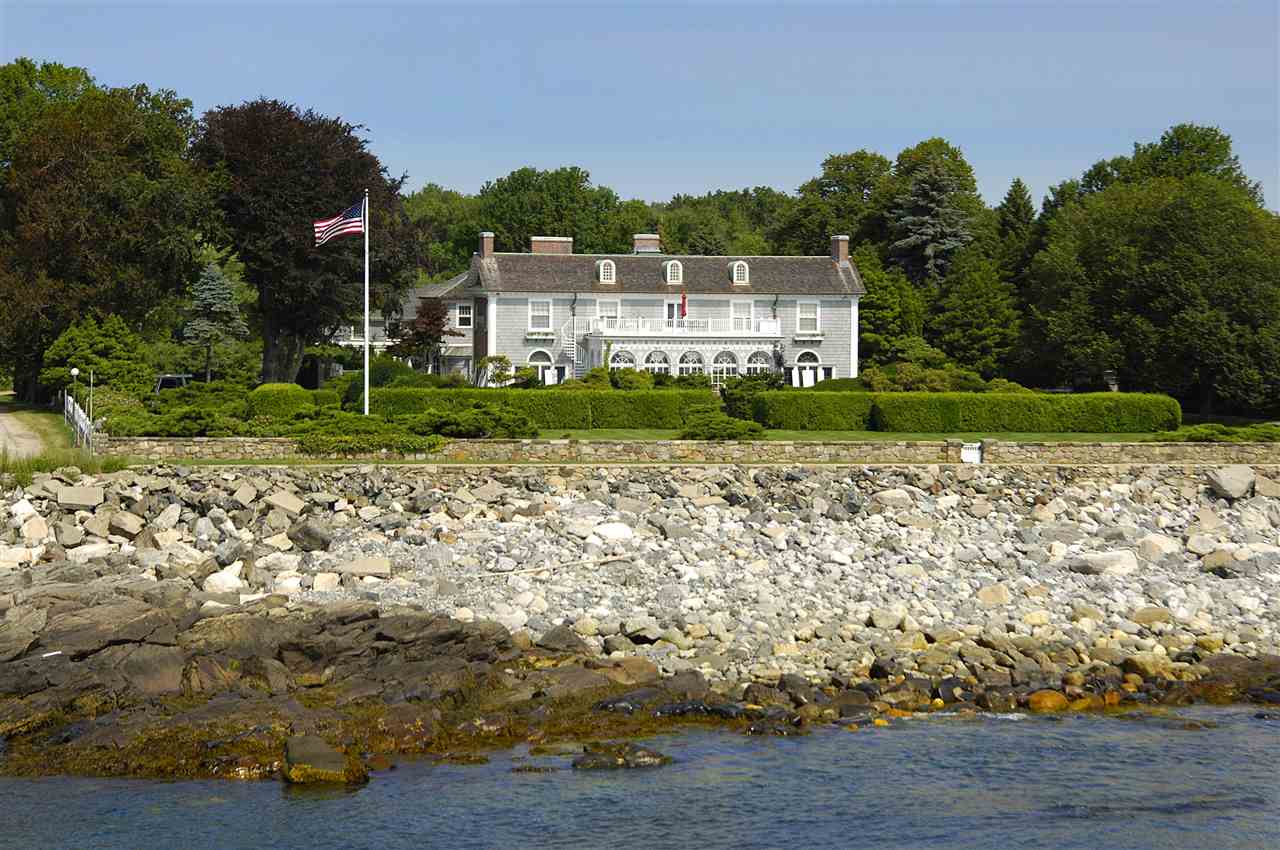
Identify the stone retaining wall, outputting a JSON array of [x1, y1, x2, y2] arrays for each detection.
[[94, 435, 1280, 466]]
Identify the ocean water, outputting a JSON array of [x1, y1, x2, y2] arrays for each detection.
[[2, 707, 1277, 850]]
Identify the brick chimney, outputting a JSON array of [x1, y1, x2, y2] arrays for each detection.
[[633, 233, 661, 254], [479, 231, 495, 258], [530, 236, 573, 254], [831, 234, 849, 264]]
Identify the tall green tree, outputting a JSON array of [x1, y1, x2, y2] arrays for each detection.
[[403, 182, 482, 283], [194, 98, 417, 383], [928, 248, 1021, 377], [852, 244, 925, 365], [0, 67, 220, 399], [994, 177, 1037, 288], [887, 160, 974, 286], [1027, 175, 1280, 411], [185, 262, 249, 382], [0, 58, 95, 190], [477, 166, 624, 253]]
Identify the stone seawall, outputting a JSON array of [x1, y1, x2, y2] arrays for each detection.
[[94, 435, 1280, 466]]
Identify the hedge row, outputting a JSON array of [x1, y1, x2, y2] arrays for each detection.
[[367, 388, 719, 429], [750, 392, 1180, 433], [752, 392, 875, 430]]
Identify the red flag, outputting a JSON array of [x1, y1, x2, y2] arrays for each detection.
[[679, 290, 687, 318]]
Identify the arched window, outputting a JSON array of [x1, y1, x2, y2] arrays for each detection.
[[644, 351, 670, 375], [730, 261, 749, 285], [528, 350, 555, 384], [797, 351, 820, 365], [609, 349, 636, 369], [678, 350, 704, 376], [596, 259, 616, 284], [710, 351, 738, 387], [745, 350, 772, 376], [663, 260, 683, 285]]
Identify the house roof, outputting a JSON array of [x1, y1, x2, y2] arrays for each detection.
[[406, 272, 470, 302], [467, 253, 864, 297]]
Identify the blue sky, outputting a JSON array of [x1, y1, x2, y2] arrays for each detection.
[[3, 0, 1277, 207]]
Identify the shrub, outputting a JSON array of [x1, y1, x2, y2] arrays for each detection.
[[1155, 423, 1280, 443], [870, 392, 1181, 433], [722, 373, 787, 420], [369, 354, 415, 387], [609, 368, 654, 390], [311, 389, 340, 408], [751, 392, 875, 430], [986, 378, 1033, 394], [389, 371, 468, 389], [398, 404, 537, 439], [680, 404, 765, 441], [586, 389, 718, 429], [246, 383, 315, 420], [808, 378, 867, 392], [295, 431, 445, 456], [41, 314, 154, 396]]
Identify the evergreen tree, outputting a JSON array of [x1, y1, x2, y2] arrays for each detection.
[[994, 177, 1037, 289], [185, 263, 249, 382], [887, 160, 973, 286], [928, 248, 1021, 377], [852, 244, 925, 365]]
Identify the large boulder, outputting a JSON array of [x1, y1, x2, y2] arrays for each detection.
[[286, 519, 332, 552], [1207, 466, 1255, 500]]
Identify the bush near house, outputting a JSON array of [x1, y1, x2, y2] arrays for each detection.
[[870, 392, 1181, 433], [365, 388, 717, 429], [246, 383, 316, 420], [751, 392, 877, 430], [680, 404, 766, 441]]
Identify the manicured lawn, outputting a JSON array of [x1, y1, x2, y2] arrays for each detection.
[[538, 429, 1167, 442], [0, 392, 73, 450]]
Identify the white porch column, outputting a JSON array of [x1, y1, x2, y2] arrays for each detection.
[[486, 298, 497, 359], [850, 297, 859, 378]]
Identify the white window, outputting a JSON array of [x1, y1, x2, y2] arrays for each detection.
[[664, 260, 683, 285], [596, 299, 620, 327], [665, 300, 683, 328], [528, 350, 555, 383], [528, 299, 552, 331], [797, 301, 820, 334], [609, 349, 636, 369], [793, 350, 821, 388], [596, 259, 616, 284], [456, 303, 473, 329], [644, 351, 670, 375], [731, 300, 753, 332], [710, 351, 738, 387], [678, 350, 704, 376], [746, 351, 772, 376], [730, 261, 749, 285]]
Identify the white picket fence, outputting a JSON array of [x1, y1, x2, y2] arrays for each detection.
[[63, 391, 95, 454]]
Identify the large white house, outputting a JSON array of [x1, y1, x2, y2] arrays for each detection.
[[343, 232, 865, 387]]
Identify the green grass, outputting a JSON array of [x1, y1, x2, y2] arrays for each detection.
[[538, 429, 1168, 442], [0, 448, 131, 486], [0, 393, 74, 450]]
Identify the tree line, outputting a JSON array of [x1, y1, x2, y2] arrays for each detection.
[[2, 57, 1277, 414]]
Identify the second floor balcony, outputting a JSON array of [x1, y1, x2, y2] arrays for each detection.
[[569, 315, 783, 338]]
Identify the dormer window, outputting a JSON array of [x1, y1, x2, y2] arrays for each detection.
[[596, 259, 616, 284], [730, 261, 749, 285], [663, 260, 683, 285]]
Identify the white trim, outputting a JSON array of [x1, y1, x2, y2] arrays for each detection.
[[456, 302, 473, 329], [664, 299, 682, 326], [595, 259, 616, 284], [745, 350, 772, 376], [797, 300, 820, 335], [730, 260, 749, 285], [609, 348, 637, 368], [643, 350, 670, 374], [794, 349, 822, 364], [527, 298, 552, 332], [663, 260, 683, 285], [527, 349, 554, 365], [485, 299, 497, 358], [850, 296, 859, 378], [730, 299, 753, 332]]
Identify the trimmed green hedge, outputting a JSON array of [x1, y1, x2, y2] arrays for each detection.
[[366, 388, 717, 429], [751, 392, 876, 430], [311, 389, 340, 407], [870, 392, 1181, 433], [247, 383, 315, 420]]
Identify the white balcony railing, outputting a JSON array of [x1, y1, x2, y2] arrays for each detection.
[[571, 316, 782, 337]]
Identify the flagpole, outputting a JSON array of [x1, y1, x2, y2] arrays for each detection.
[[362, 188, 370, 416]]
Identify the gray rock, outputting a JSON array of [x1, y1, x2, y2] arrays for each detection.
[[1207, 466, 1255, 500], [287, 519, 333, 552], [58, 486, 103, 510]]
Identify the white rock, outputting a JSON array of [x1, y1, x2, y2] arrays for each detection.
[[312, 572, 341, 592], [203, 566, 245, 593], [1078, 550, 1139, 575], [593, 522, 634, 542], [153, 504, 182, 532], [1138, 533, 1181, 562]]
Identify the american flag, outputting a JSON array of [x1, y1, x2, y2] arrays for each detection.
[[313, 199, 364, 246]]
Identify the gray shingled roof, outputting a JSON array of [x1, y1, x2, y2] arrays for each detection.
[[404, 272, 470, 302], [468, 253, 864, 297]]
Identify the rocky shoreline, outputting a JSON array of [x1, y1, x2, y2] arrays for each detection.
[[2, 461, 1280, 782]]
